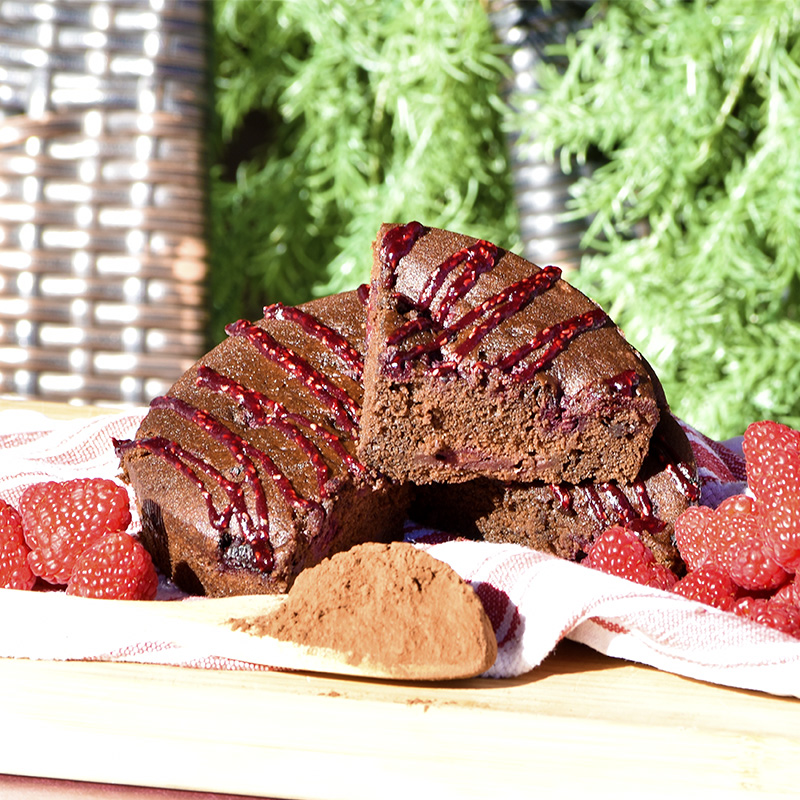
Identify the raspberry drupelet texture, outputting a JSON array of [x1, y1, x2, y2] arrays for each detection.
[[0, 499, 35, 591], [673, 564, 740, 611], [67, 532, 158, 600], [19, 478, 132, 585], [583, 525, 677, 590], [743, 420, 800, 572]]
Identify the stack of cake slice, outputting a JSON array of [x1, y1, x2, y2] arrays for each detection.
[[358, 223, 698, 572], [118, 223, 699, 596]]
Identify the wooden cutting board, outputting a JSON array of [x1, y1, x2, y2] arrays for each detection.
[[0, 642, 798, 799], [1, 399, 799, 798]]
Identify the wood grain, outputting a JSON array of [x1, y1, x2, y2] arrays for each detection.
[[0, 642, 798, 798]]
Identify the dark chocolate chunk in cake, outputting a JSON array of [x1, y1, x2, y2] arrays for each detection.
[[410, 413, 699, 572], [359, 222, 665, 485], [116, 290, 410, 596]]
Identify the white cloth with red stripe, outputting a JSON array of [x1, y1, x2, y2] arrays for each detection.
[[1, 406, 799, 697]]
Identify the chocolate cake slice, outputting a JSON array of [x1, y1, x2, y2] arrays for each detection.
[[359, 222, 665, 485], [410, 413, 699, 572], [116, 289, 410, 596]]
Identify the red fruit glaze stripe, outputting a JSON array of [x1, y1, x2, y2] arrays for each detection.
[[548, 475, 665, 538], [450, 266, 562, 361], [419, 241, 499, 320], [262, 302, 364, 381], [114, 435, 247, 534], [113, 435, 275, 572], [385, 315, 436, 348], [494, 308, 609, 380], [151, 395, 316, 516], [598, 483, 638, 525], [225, 319, 360, 434], [631, 481, 654, 518], [197, 366, 365, 484], [666, 461, 701, 503], [605, 370, 640, 396], [652, 428, 702, 503], [380, 220, 428, 285], [379, 224, 608, 384], [197, 366, 331, 494], [582, 486, 609, 527], [549, 484, 572, 512]]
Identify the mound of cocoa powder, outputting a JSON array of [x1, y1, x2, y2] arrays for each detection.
[[231, 541, 497, 679]]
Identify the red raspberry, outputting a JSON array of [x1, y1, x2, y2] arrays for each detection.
[[728, 535, 791, 592], [20, 478, 132, 585], [0, 499, 36, 591], [733, 596, 800, 639], [673, 496, 757, 572], [583, 526, 677, 590], [67, 532, 158, 600], [672, 564, 740, 611], [773, 576, 800, 607], [743, 420, 800, 494], [742, 420, 800, 571]]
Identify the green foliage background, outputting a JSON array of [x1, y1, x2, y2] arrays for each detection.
[[207, 0, 800, 440], [525, 0, 800, 439], [207, 0, 519, 342]]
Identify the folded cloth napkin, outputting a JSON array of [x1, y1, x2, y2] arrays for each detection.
[[0, 406, 798, 697]]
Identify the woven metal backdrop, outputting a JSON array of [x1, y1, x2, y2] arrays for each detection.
[[0, 0, 208, 407], [489, 0, 595, 274]]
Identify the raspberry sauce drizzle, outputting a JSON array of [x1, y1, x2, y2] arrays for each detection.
[[380, 221, 427, 285], [451, 266, 562, 360], [553, 479, 663, 536], [411, 267, 565, 377], [379, 223, 609, 382], [198, 367, 330, 494], [151, 395, 314, 514], [418, 241, 499, 321], [226, 319, 360, 434], [262, 302, 364, 381], [605, 370, 640, 396], [492, 308, 609, 380], [653, 420, 701, 503], [114, 436, 244, 532], [196, 365, 365, 484], [597, 483, 638, 525], [113, 435, 274, 571]]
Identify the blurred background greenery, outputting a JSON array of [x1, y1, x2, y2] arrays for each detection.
[[206, 0, 800, 441]]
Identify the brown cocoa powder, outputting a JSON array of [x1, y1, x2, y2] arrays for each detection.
[[231, 541, 497, 679]]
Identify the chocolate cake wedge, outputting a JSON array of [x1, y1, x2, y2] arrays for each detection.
[[359, 222, 665, 485], [410, 413, 699, 572], [116, 289, 410, 596]]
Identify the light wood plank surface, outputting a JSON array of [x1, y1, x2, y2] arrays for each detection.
[[1, 397, 799, 798], [1, 642, 798, 798]]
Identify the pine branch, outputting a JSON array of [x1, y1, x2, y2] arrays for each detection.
[[207, 0, 518, 341], [518, 0, 800, 438]]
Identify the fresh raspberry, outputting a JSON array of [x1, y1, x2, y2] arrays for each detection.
[[20, 478, 132, 585], [716, 493, 757, 517], [733, 596, 800, 639], [583, 526, 677, 590], [67, 532, 158, 600], [743, 420, 800, 495], [673, 497, 757, 572], [672, 564, 740, 611], [672, 507, 713, 571], [0, 499, 36, 591], [772, 576, 800, 607], [742, 420, 800, 571], [728, 535, 791, 592]]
